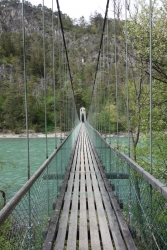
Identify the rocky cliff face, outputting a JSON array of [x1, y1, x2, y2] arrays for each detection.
[[0, 1, 121, 68], [0, 1, 53, 35], [0, 64, 15, 81], [0, 1, 124, 131], [0, 3, 22, 33]]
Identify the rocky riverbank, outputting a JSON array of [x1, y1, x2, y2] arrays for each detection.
[[0, 132, 66, 139]]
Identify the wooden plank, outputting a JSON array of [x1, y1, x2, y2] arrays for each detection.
[[84, 133, 101, 250], [54, 173, 74, 250], [84, 132, 114, 250], [71, 134, 81, 173], [90, 175, 114, 250], [79, 132, 88, 250], [54, 135, 81, 250], [66, 133, 81, 250], [97, 178, 127, 250]]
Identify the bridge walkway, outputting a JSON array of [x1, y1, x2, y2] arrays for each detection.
[[44, 124, 136, 250]]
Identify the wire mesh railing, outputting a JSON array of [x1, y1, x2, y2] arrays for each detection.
[[86, 123, 167, 250], [0, 123, 81, 250]]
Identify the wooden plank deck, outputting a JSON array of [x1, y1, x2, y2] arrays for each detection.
[[43, 124, 136, 250]]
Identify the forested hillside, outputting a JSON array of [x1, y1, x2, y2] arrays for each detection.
[[0, 0, 123, 134], [1, 0, 167, 181]]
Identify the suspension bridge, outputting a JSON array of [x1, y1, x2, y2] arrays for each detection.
[[0, 0, 167, 249]]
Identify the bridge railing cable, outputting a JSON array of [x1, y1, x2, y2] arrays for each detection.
[[86, 123, 167, 249], [0, 124, 81, 249]]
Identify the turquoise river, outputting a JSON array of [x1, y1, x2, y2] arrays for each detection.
[[0, 136, 126, 203], [0, 137, 60, 202]]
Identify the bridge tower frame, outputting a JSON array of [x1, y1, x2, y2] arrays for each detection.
[[80, 107, 86, 122]]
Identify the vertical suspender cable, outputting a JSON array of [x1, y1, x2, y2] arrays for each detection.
[[114, 0, 119, 149], [102, 32, 106, 136], [94, 83, 96, 129], [52, 0, 57, 149], [62, 50, 64, 134], [65, 63, 68, 132], [102, 27, 107, 168], [22, 1, 32, 248], [67, 65, 70, 131], [125, 0, 130, 157], [125, 0, 132, 230], [97, 79, 99, 131], [22, 0, 30, 180], [97, 67, 98, 131], [97, 78, 99, 131], [43, 0, 48, 159], [99, 55, 102, 134], [58, 18, 62, 141], [106, 13, 111, 137], [43, 0, 49, 219], [65, 57, 67, 134], [62, 39, 64, 134], [149, 0, 153, 247], [62, 47, 64, 136], [107, 8, 112, 184], [59, 31, 62, 139], [149, 0, 153, 175], [65, 60, 67, 133]]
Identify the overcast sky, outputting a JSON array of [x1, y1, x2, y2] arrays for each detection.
[[29, 0, 110, 21]]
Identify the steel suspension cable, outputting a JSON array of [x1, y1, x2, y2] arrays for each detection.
[[66, 59, 68, 133], [124, 4, 133, 232], [65, 62, 68, 133], [62, 49, 65, 135], [57, 18, 62, 142], [99, 55, 102, 133], [52, 0, 57, 149], [43, 0, 50, 220], [65, 60, 68, 133], [22, 1, 32, 248], [89, 0, 110, 114], [106, 13, 111, 137], [43, 0, 48, 159], [93, 81, 96, 129], [125, 0, 131, 157], [106, 10, 112, 185], [102, 31, 106, 136], [149, 0, 153, 247], [60, 33, 63, 140], [113, 1, 121, 204], [22, 0, 30, 179], [56, 0, 77, 107], [102, 27, 107, 171], [114, 0, 119, 149], [149, 0, 153, 175]]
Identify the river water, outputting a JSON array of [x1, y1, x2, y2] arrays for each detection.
[[0, 137, 60, 201], [0, 136, 128, 202]]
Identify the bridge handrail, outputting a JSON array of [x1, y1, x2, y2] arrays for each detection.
[[0, 126, 78, 226], [86, 123, 167, 199]]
